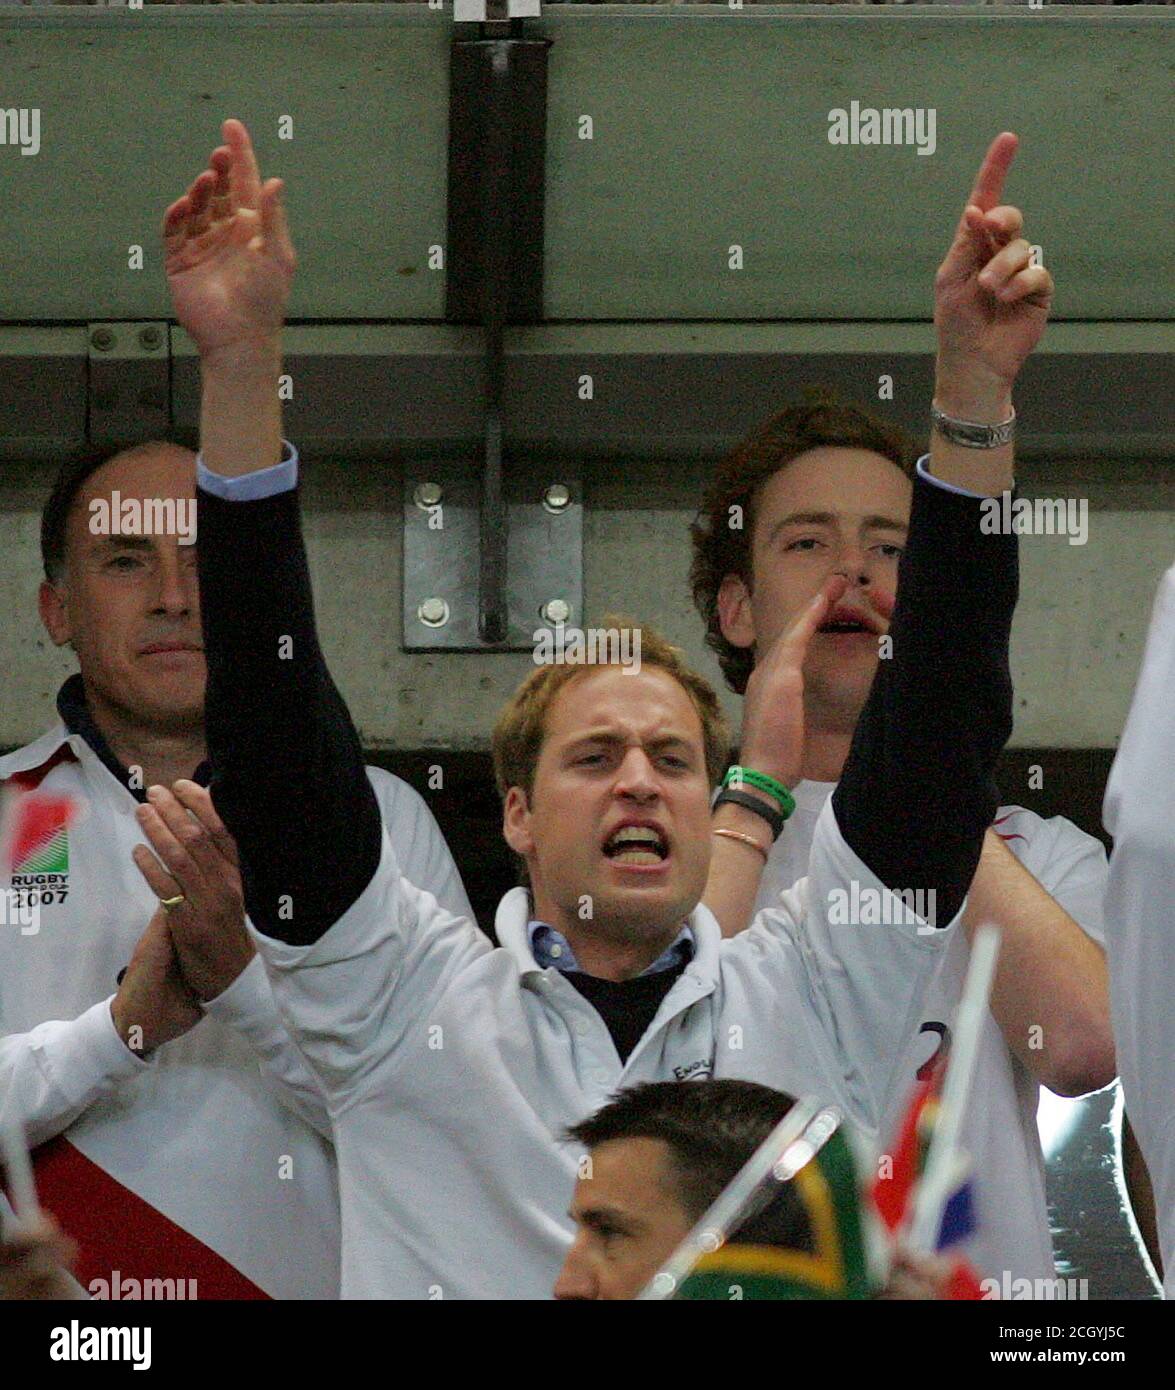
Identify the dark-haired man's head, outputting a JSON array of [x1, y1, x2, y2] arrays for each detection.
[[39, 441, 204, 737], [554, 1079, 799, 1299], [690, 395, 917, 735]]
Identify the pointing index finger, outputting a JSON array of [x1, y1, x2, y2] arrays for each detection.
[[784, 575, 851, 658], [967, 131, 1018, 214]]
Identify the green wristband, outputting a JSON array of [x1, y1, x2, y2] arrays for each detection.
[[723, 765, 796, 821]]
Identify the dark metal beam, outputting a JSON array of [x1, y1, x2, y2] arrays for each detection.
[[1, 323, 1170, 468], [446, 29, 552, 645]]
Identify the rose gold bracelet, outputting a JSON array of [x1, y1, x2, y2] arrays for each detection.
[[712, 827, 769, 862]]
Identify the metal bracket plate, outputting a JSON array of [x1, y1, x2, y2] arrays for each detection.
[[403, 467, 582, 652], [87, 321, 169, 447]]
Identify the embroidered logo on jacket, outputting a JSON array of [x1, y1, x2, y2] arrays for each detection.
[[6, 791, 75, 907]]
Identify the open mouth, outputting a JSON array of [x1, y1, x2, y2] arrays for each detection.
[[602, 825, 669, 866], [817, 604, 880, 637]]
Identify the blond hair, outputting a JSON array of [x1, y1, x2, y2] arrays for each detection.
[[492, 617, 729, 803]]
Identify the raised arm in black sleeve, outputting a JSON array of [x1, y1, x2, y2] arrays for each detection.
[[832, 472, 1017, 926], [196, 482, 383, 945]]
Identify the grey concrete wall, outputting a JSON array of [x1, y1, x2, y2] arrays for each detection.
[[1, 453, 1172, 754]]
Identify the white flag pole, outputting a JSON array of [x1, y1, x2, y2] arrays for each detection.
[[908, 924, 1001, 1252]]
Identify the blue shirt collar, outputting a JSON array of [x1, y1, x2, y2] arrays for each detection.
[[528, 920, 694, 977]]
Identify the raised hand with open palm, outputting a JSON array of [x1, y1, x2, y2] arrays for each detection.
[[163, 118, 295, 361]]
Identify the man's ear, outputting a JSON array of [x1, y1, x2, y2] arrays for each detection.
[[38, 578, 72, 647], [502, 785, 536, 859], [716, 572, 756, 650]]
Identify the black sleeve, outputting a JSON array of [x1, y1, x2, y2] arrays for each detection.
[[831, 471, 1016, 927], [196, 482, 382, 945]]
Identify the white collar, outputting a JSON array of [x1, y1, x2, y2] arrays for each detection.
[[0, 721, 84, 779]]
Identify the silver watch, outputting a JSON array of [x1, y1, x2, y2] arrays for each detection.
[[931, 402, 1016, 449]]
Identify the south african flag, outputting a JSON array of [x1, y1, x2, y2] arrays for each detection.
[[676, 1127, 878, 1300], [642, 1100, 887, 1301]]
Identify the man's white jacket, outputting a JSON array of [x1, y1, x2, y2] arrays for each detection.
[[0, 723, 471, 1299], [253, 792, 955, 1299]]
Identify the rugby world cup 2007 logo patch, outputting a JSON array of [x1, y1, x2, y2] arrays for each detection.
[[6, 792, 76, 908]]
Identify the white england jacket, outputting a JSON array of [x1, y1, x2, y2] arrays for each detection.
[[1, 721, 471, 1299]]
